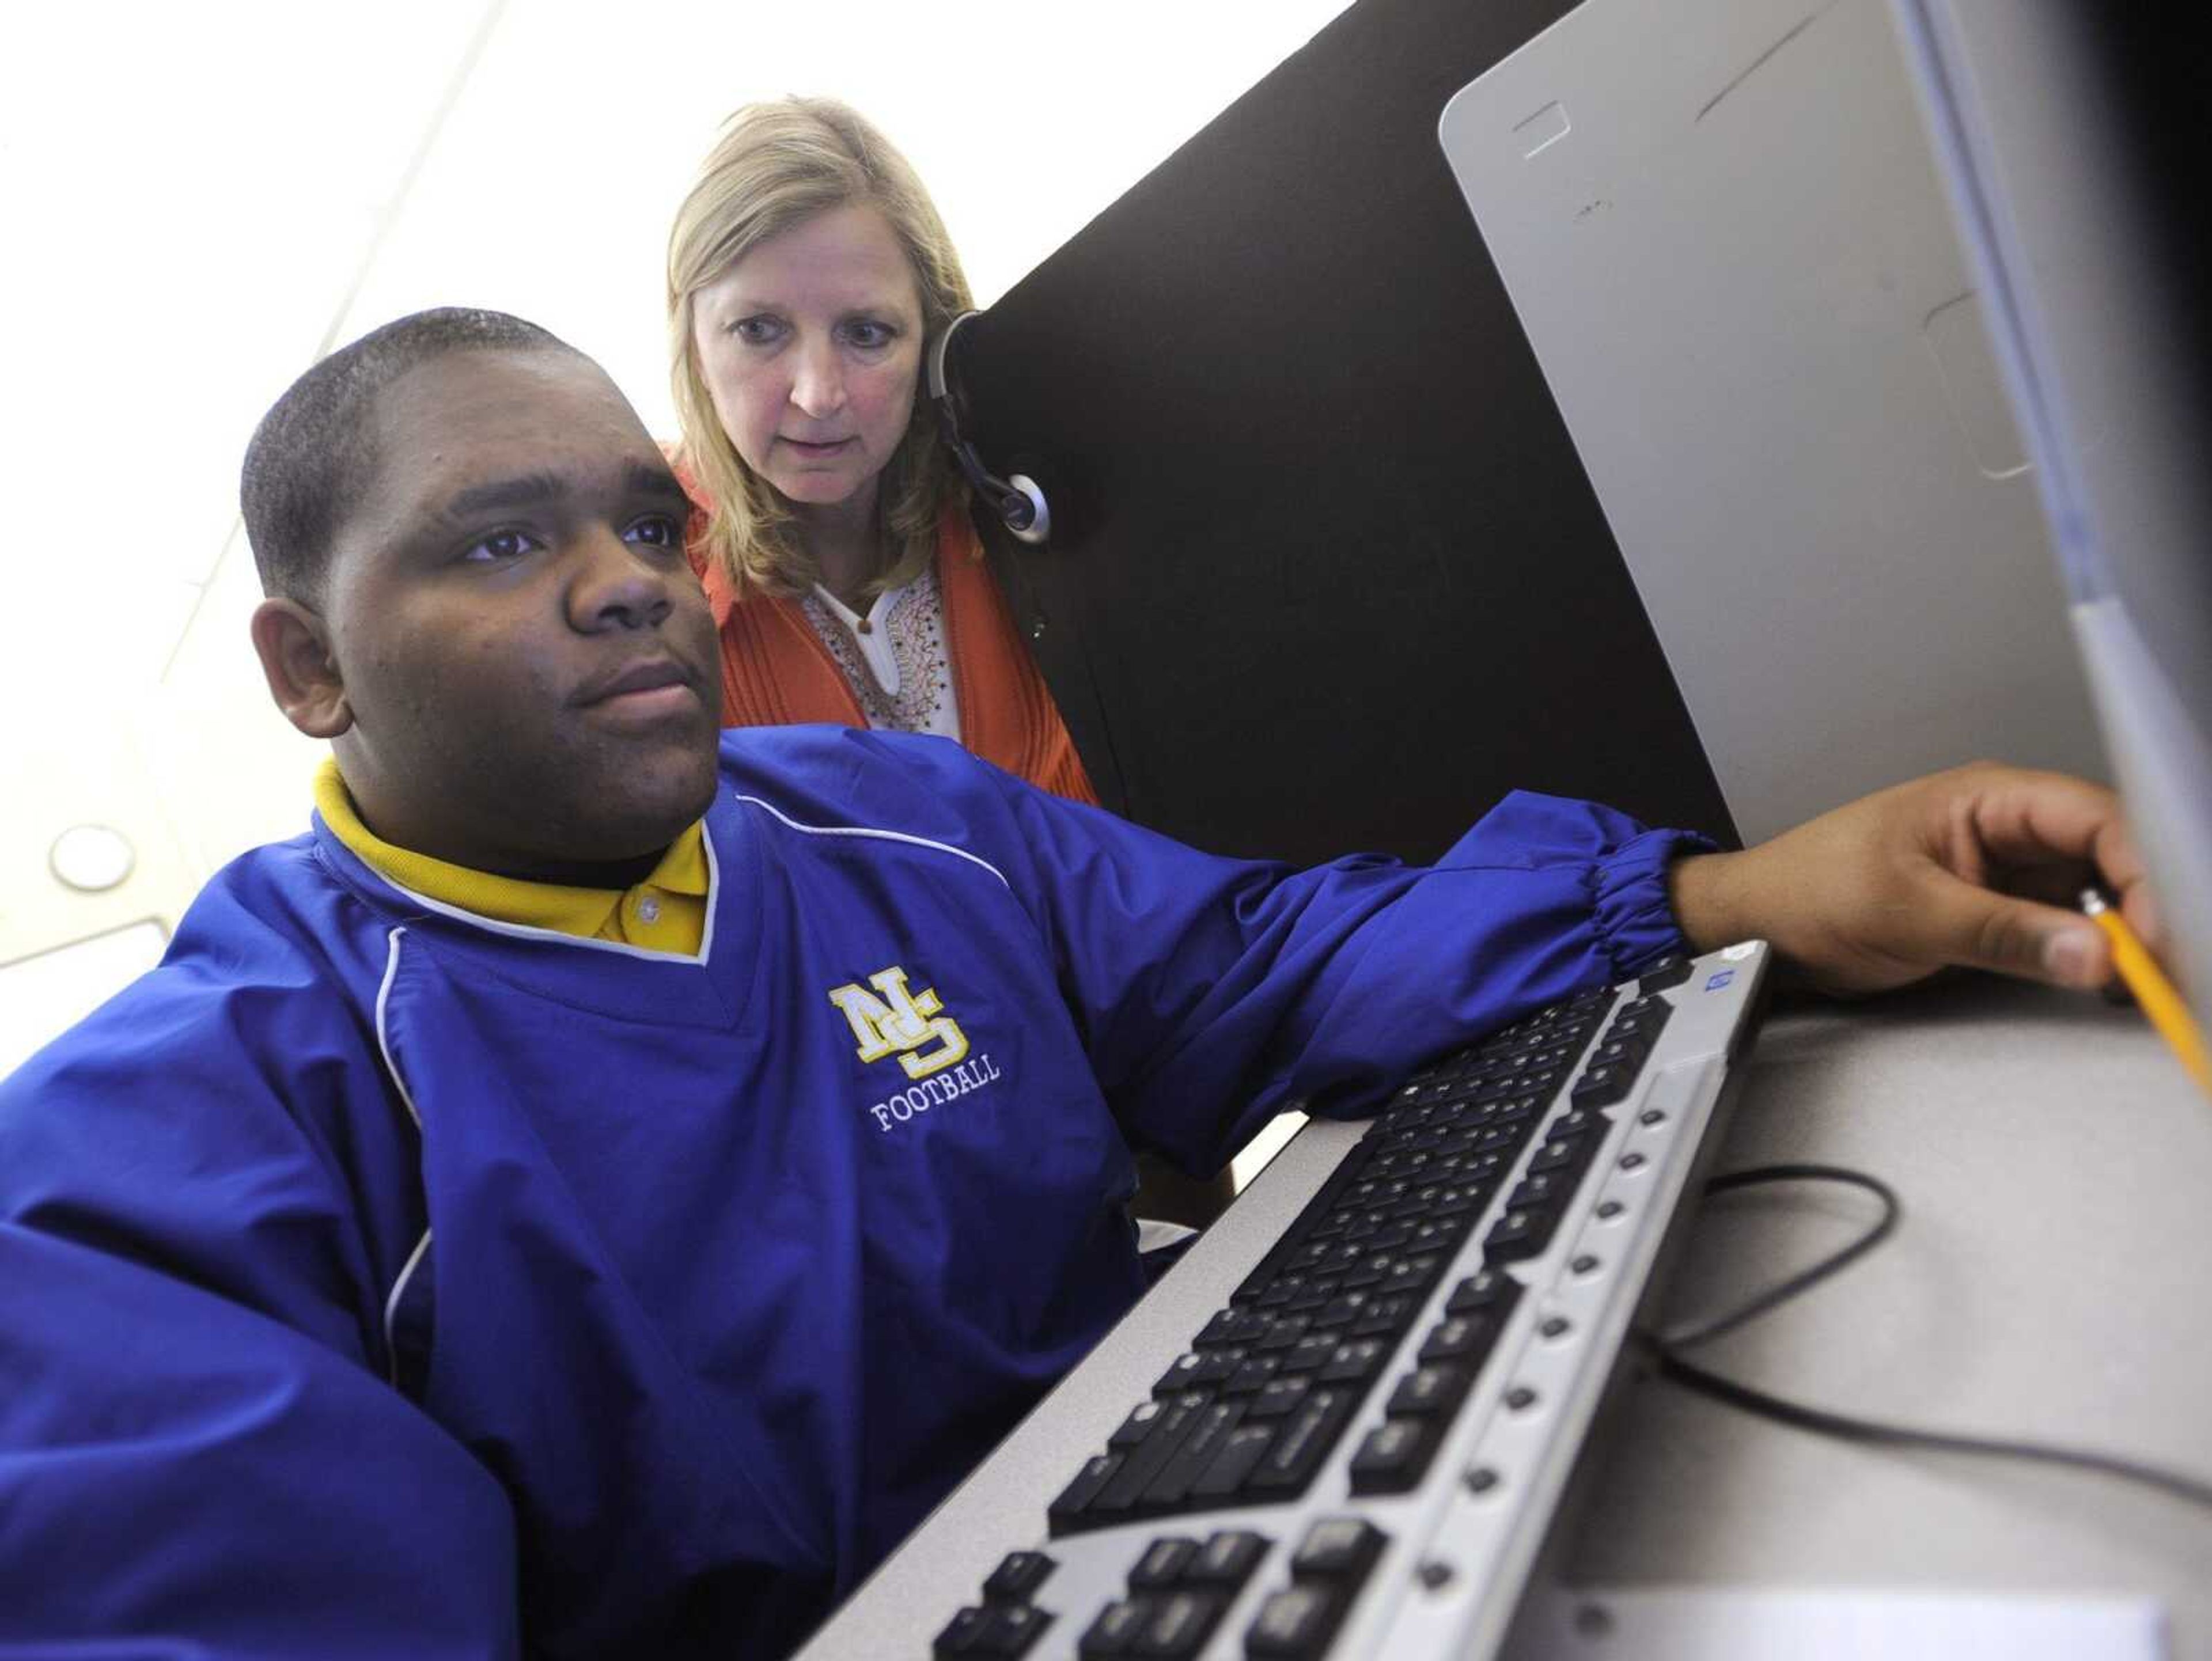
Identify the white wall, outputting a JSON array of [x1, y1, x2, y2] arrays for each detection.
[[0, 0, 1354, 1056]]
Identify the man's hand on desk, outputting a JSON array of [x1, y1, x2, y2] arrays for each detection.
[[1668, 762, 2154, 996]]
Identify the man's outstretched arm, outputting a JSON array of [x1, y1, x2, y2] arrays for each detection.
[[1669, 762, 2152, 996]]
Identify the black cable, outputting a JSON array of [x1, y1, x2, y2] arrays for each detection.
[[1645, 1163, 2212, 1515], [1656, 1164, 1899, 1348], [1655, 1348, 2212, 1512]]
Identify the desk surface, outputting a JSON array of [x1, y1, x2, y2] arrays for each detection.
[[1553, 974, 2212, 1653], [801, 977, 2212, 1659]]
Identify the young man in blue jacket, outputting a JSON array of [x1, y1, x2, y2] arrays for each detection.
[[0, 309, 2151, 1659]]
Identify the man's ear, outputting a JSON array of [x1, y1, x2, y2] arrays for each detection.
[[251, 598, 354, 739]]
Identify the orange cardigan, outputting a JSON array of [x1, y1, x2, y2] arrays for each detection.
[[686, 509, 1098, 805]]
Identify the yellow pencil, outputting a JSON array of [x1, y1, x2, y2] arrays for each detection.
[[2082, 890, 2211, 1098]]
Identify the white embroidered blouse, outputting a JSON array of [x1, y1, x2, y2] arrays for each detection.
[[798, 564, 961, 741]]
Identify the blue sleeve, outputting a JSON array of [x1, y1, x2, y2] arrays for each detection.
[[777, 732, 1709, 1176], [982, 780, 1705, 1171], [0, 958, 520, 1659]]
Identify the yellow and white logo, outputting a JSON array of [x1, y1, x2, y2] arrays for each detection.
[[828, 966, 970, 1080]]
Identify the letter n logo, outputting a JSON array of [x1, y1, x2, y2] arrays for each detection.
[[827, 966, 970, 1080]]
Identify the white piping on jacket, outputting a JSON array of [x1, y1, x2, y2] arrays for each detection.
[[381, 1227, 433, 1390], [733, 793, 1012, 890], [375, 926, 431, 1389]]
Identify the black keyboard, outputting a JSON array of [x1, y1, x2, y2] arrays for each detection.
[[799, 944, 1771, 1661], [1047, 983, 1635, 1540]]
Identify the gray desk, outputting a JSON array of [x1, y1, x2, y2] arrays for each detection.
[[1549, 976, 2212, 1654], [800, 979, 2212, 1659]]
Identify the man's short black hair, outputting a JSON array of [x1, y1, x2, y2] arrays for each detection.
[[240, 307, 577, 603]]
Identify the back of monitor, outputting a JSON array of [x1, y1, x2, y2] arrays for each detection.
[[1891, 0, 2212, 1029], [1438, 0, 2105, 845]]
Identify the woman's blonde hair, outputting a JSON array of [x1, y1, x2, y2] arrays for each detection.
[[668, 96, 974, 599]]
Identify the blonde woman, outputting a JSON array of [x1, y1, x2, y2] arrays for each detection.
[[668, 96, 1095, 802]]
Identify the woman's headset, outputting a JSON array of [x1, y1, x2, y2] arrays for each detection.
[[926, 310, 1051, 546]]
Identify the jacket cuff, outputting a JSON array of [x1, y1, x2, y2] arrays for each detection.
[[1592, 825, 1714, 983]]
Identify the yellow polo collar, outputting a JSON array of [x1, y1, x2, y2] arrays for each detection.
[[313, 759, 709, 954]]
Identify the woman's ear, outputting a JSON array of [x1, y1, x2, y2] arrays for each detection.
[[250, 598, 353, 739]]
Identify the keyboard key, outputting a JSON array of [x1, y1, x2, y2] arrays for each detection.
[[1610, 995, 1671, 1036], [1130, 1536, 1200, 1591], [1196, 1309, 1271, 1349], [1189, 1424, 1277, 1503], [1589, 1036, 1647, 1070], [1190, 1529, 1270, 1590], [1347, 1419, 1433, 1495], [935, 1602, 1051, 1658], [1458, 1151, 1511, 1188], [1135, 1590, 1226, 1659], [1317, 1240, 1368, 1277], [1351, 1295, 1412, 1339], [1286, 1241, 1333, 1272], [1473, 1123, 1528, 1154], [1244, 1584, 1343, 1660], [1528, 1138, 1586, 1177], [1609, 1012, 1669, 1049], [1419, 1314, 1499, 1366], [982, 1549, 1057, 1603], [1483, 1207, 1551, 1261], [1247, 1388, 1357, 1496], [1338, 1252, 1393, 1291], [1638, 955, 1692, 992], [1290, 1516, 1388, 1582], [1143, 1402, 1248, 1508], [1385, 1363, 1470, 1417], [935, 1606, 989, 1658], [1364, 1221, 1414, 1254], [1429, 1185, 1480, 1219], [1079, 1598, 1151, 1658], [1407, 1218, 1461, 1257], [1153, 1349, 1237, 1397], [1318, 1338, 1388, 1384], [1112, 1401, 1168, 1448], [1381, 1253, 1444, 1296], [1445, 1267, 1517, 1315], [1310, 1292, 1368, 1330], [1571, 1062, 1635, 1108], [1246, 1377, 1313, 1420], [1506, 1173, 1569, 1211], [1224, 1357, 1281, 1395], [1278, 1334, 1339, 1374], [1048, 1453, 1124, 1533], [1547, 1106, 1607, 1142], [980, 1605, 1051, 1656], [1093, 1394, 1209, 1518]]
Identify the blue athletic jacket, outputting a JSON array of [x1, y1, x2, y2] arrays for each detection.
[[0, 727, 1699, 1659]]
